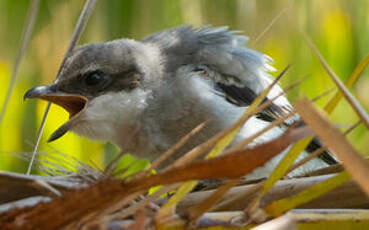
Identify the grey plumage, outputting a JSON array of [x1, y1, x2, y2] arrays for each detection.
[[24, 25, 334, 179], [143, 26, 275, 92]]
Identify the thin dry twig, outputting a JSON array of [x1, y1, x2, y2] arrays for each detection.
[[295, 98, 369, 196], [128, 209, 147, 230], [132, 121, 208, 180], [104, 126, 140, 177], [151, 121, 208, 170], [185, 111, 298, 221], [155, 66, 290, 222], [165, 66, 290, 171], [304, 34, 369, 130], [232, 111, 296, 152], [0, 0, 40, 125], [27, 0, 98, 175], [174, 174, 369, 214], [32, 179, 62, 197], [103, 184, 180, 222], [0, 126, 310, 230], [251, 0, 292, 46], [187, 179, 240, 223], [310, 88, 336, 102], [288, 120, 362, 174]]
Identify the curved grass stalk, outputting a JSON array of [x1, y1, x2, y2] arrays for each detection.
[[0, 0, 40, 124], [245, 37, 369, 220], [264, 171, 351, 217], [156, 67, 289, 223], [27, 0, 98, 175]]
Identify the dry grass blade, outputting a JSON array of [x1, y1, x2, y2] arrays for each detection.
[[175, 174, 369, 214], [287, 146, 329, 175], [248, 45, 368, 213], [151, 121, 207, 171], [0, 171, 82, 198], [254, 209, 369, 230], [305, 35, 369, 129], [273, 109, 362, 216], [251, 214, 297, 230], [98, 191, 143, 219], [251, 0, 292, 46], [258, 47, 368, 199], [231, 75, 318, 153], [264, 171, 351, 217], [324, 53, 369, 114], [55, 0, 98, 79], [167, 65, 290, 169], [27, 0, 98, 175], [183, 111, 296, 222], [256, 38, 369, 204], [300, 164, 344, 177], [211, 181, 264, 213], [187, 179, 240, 223], [288, 120, 361, 174], [232, 111, 296, 152], [104, 126, 140, 177], [156, 66, 290, 221], [250, 87, 344, 214], [103, 184, 180, 222], [33, 179, 61, 197], [0, 0, 40, 125], [128, 209, 147, 230], [244, 137, 312, 221], [0, 125, 310, 230], [152, 211, 251, 230], [295, 98, 369, 195], [182, 110, 296, 221], [260, 135, 310, 191]]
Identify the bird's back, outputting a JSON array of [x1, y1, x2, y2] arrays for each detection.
[[135, 25, 331, 178]]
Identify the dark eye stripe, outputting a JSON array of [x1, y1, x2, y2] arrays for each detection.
[[55, 67, 141, 98]]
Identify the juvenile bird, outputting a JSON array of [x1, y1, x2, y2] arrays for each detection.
[[25, 25, 334, 179]]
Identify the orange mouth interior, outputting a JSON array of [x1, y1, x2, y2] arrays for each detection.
[[38, 95, 87, 118]]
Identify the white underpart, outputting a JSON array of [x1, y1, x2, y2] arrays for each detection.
[[239, 117, 327, 179], [71, 89, 151, 144], [182, 74, 328, 179]]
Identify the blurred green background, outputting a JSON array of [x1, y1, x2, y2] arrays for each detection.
[[0, 0, 368, 173]]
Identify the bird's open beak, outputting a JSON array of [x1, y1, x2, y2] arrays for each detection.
[[24, 84, 87, 118], [24, 84, 88, 142]]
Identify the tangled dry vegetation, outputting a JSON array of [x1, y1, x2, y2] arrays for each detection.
[[1, 0, 369, 229]]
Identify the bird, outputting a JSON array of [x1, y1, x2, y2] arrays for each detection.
[[24, 25, 335, 179]]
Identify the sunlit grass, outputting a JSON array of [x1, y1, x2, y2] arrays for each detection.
[[0, 0, 368, 173], [0, 62, 25, 171]]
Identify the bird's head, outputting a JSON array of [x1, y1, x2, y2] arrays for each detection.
[[24, 39, 160, 144]]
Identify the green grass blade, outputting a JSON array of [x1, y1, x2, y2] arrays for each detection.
[[258, 41, 369, 201], [264, 171, 351, 217], [324, 54, 369, 114], [262, 137, 313, 193], [157, 68, 289, 220]]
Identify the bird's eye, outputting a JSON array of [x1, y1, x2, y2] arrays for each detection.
[[85, 71, 104, 86]]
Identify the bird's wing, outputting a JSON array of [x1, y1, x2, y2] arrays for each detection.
[[143, 25, 336, 164], [142, 25, 291, 122], [143, 25, 273, 93]]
